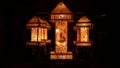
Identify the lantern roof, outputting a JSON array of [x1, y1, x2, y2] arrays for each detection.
[[27, 16, 50, 27], [78, 16, 90, 22], [42, 19, 50, 26], [51, 1, 72, 13], [28, 16, 44, 23], [28, 16, 50, 25], [76, 16, 93, 27]]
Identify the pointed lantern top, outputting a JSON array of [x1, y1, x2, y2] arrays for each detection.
[[28, 16, 44, 23], [52, 1, 72, 13], [78, 16, 91, 22], [27, 16, 50, 27], [76, 16, 93, 27]]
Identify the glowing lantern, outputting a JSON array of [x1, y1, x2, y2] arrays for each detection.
[[74, 16, 93, 46], [26, 16, 51, 46], [50, 1, 73, 60]]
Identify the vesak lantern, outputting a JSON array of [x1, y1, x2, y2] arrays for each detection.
[[50, 2, 73, 60], [74, 16, 93, 46], [26, 16, 51, 46]]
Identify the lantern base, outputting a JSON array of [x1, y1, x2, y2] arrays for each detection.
[[50, 51, 73, 60], [26, 39, 51, 46], [74, 41, 93, 46]]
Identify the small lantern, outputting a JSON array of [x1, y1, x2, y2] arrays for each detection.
[[74, 16, 93, 46], [26, 16, 51, 46]]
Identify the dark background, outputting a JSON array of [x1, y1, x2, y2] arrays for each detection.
[[1, 0, 117, 68]]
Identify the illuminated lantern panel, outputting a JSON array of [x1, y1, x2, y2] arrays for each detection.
[[44, 28, 47, 40], [50, 2, 73, 60], [31, 28, 47, 42], [75, 26, 92, 46], [31, 28, 38, 41], [38, 28, 42, 41], [26, 16, 51, 46], [26, 1, 94, 60], [74, 16, 93, 46], [50, 20, 73, 60], [55, 21, 67, 53], [75, 27, 91, 46], [80, 27, 89, 42]]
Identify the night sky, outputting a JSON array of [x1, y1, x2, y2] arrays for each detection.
[[1, 0, 117, 67]]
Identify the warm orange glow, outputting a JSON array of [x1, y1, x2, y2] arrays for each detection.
[[51, 2, 72, 13], [27, 16, 51, 43], [50, 54, 73, 60], [76, 23, 92, 27], [56, 46, 67, 53], [27, 16, 43, 27], [76, 42, 91, 46], [50, 19, 73, 60], [25, 1, 95, 60], [31, 28, 37, 41], [50, 2, 73, 23], [50, 1, 73, 60], [44, 28, 47, 40], [78, 16, 90, 22], [26, 24, 39, 27], [50, 51, 55, 54], [51, 14, 72, 20], [56, 28, 60, 32], [28, 16, 43, 23], [74, 16, 93, 46], [80, 27, 89, 42], [31, 28, 47, 42], [55, 21, 67, 53], [41, 28, 44, 40], [38, 28, 42, 41], [56, 41, 66, 46], [46, 40, 51, 43]]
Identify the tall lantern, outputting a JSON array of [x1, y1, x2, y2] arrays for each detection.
[[50, 1, 73, 60], [74, 16, 93, 46], [26, 16, 51, 46]]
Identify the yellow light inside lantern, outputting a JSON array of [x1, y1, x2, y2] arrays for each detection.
[[80, 27, 89, 42], [31, 28, 37, 41], [56, 29, 60, 32], [31, 27, 47, 42]]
